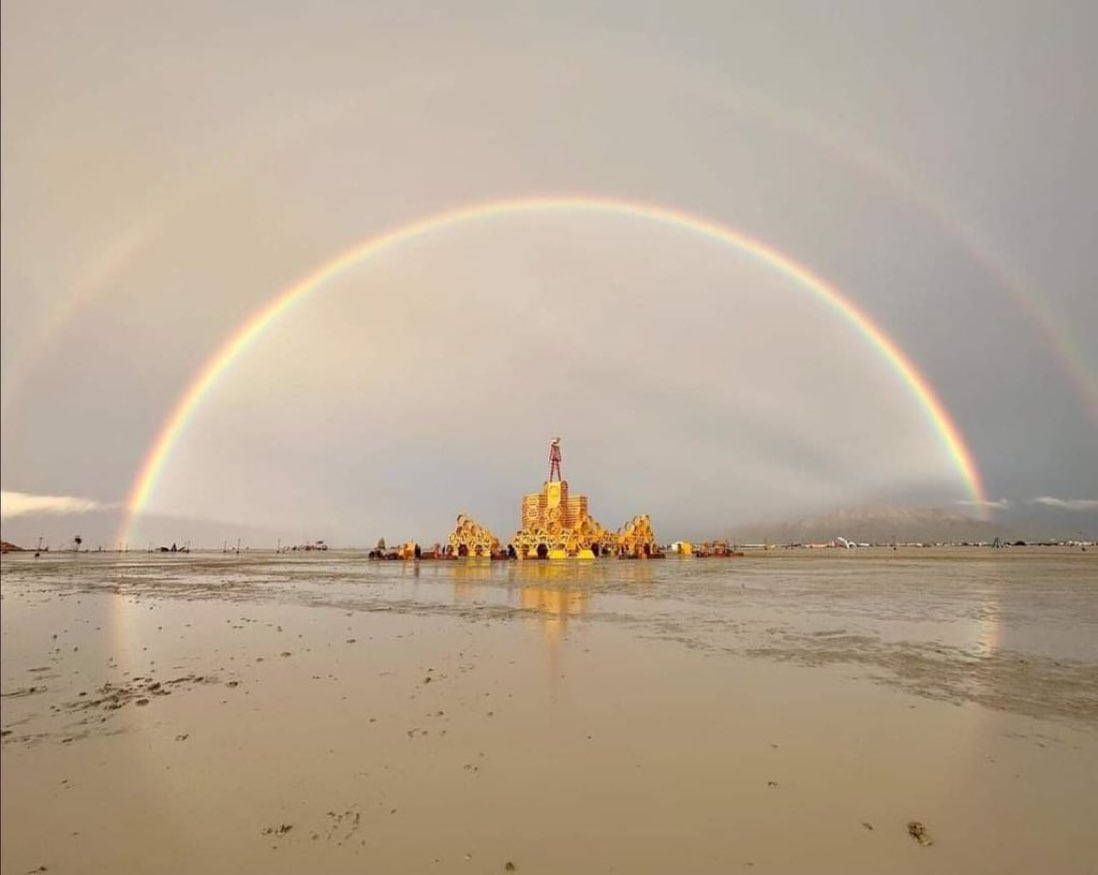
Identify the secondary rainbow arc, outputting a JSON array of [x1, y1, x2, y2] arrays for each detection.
[[119, 195, 988, 544]]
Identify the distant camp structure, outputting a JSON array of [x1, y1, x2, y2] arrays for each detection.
[[446, 438, 659, 559]]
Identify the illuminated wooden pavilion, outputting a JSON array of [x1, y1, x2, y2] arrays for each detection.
[[446, 439, 657, 559]]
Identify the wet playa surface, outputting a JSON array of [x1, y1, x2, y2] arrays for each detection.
[[2, 549, 1097, 873], [7, 549, 1094, 723]]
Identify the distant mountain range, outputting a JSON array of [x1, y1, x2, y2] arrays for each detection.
[[723, 503, 1097, 545]]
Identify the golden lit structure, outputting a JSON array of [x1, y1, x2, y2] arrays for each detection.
[[513, 439, 657, 558], [447, 513, 500, 557], [513, 478, 616, 558], [616, 515, 657, 558], [445, 439, 658, 559]]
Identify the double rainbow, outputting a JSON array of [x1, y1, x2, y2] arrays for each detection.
[[119, 195, 987, 543]]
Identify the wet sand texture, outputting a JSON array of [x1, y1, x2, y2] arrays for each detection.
[[3, 549, 1096, 873]]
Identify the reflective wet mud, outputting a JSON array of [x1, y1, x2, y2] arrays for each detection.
[[2, 549, 1096, 873]]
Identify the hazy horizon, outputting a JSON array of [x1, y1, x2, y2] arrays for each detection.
[[3, 493, 1094, 552]]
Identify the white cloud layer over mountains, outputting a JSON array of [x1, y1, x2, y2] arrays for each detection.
[[0, 490, 105, 519], [1029, 497, 1098, 511]]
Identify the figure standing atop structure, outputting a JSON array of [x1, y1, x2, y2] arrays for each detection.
[[548, 436, 562, 482]]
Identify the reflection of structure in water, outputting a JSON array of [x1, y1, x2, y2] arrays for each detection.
[[521, 586, 589, 641], [448, 560, 660, 648], [446, 439, 659, 559], [519, 559, 592, 641]]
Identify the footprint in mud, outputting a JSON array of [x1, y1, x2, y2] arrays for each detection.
[[1, 687, 47, 699], [261, 824, 294, 838], [907, 821, 932, 846], [324, 808, 362, 844]]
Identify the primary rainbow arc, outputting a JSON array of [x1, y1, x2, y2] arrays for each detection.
[[119, 195, 987, 543]]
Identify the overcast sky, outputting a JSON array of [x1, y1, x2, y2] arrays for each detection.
[[2, 1, 1096, 544]]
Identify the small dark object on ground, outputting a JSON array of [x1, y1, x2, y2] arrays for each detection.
[[504, 863, 516, 872], [907, 821, 932, 846]]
